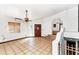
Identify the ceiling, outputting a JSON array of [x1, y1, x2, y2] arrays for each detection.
[[0, 4, 77, 20]]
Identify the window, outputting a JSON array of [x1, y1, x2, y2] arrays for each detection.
[[8, 22, 20, 33]]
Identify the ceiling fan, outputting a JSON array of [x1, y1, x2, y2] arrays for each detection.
[[23, 10, 32, 22], [8, 10, 32, 22]]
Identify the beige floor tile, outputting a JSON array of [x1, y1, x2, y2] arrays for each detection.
[[0, 35, 56, 55]]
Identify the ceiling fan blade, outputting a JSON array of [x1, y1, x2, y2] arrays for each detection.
[[15, 17, 23, 20]]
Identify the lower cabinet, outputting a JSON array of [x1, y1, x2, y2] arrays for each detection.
[[64, 37, 79, 55]]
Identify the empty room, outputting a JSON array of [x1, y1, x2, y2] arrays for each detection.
[[0, 4, 78, 55]]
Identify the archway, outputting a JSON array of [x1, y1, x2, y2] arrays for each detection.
[[52, 19, 63, 35]]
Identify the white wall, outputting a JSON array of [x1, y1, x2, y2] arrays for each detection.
[[0, 5, 78, 42], [39, 6, 78, 36], [63, 6, 78, 32], [0, 15, 28, 42], [52, 6, 78, 32], [0, 11, 43, 42], [0, 6, 29, 42]]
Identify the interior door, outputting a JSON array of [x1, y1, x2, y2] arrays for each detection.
[[35, 24, 41, 37]]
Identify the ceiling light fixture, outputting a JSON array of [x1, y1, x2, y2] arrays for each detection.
[[24, 10, 29, 22]]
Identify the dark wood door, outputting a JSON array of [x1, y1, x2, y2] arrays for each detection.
[[35, 24, 41, 37]]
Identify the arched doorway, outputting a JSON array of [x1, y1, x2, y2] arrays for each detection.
[[52, 19, 63, 35]]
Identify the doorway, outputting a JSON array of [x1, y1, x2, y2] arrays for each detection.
[[34, 24, 41, 37], [52, 19, 63, 35]]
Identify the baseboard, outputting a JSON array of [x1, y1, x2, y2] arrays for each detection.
[[0, 36, 47, 44]]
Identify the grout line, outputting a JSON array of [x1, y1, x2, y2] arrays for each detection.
[[3, 44, 7, 55], [8, 43, 17, 55], [17, 41, 38, 54], [12, 41, 25, 55], [0, 37, 54, 55]]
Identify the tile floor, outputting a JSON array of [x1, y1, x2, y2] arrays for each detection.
[[0, 35, 56, 55]]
